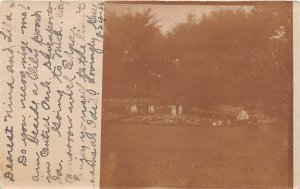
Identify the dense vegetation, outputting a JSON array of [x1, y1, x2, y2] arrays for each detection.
[[103, 3, 292, 111]]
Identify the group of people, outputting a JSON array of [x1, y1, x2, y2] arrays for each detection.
[[212, 108, 253, 127]]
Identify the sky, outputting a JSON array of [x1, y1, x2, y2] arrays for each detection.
[[106, 3, 252, 34]]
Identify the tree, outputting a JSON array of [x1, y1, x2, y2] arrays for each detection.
[[103, 3, 292, 113], [103, 9, 165, 98], [164, 3, 292, 109]]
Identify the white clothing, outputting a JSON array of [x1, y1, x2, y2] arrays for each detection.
[[237, 110, 249, 120]]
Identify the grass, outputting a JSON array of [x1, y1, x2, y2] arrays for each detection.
[[100, 121, 292, 188]]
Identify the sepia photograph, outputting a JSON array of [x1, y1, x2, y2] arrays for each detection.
[[100, 2, 293, 188]]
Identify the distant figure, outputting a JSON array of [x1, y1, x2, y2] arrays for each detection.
[[226, 119, 231, 126], [171, 105, 177, 116], [212, 111, 217, 120], [130, 105, 138, 114], [149, 105, 155, 114], [178, 106, 183, 115], [236, 109, 249, 121]]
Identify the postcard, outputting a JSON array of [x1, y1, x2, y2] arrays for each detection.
[[0, 1, 299, 189]]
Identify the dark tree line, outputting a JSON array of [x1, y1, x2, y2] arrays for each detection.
[[103, 3, 292, 110]]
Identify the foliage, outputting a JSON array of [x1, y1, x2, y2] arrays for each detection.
[[103, 3, 292, 110]]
